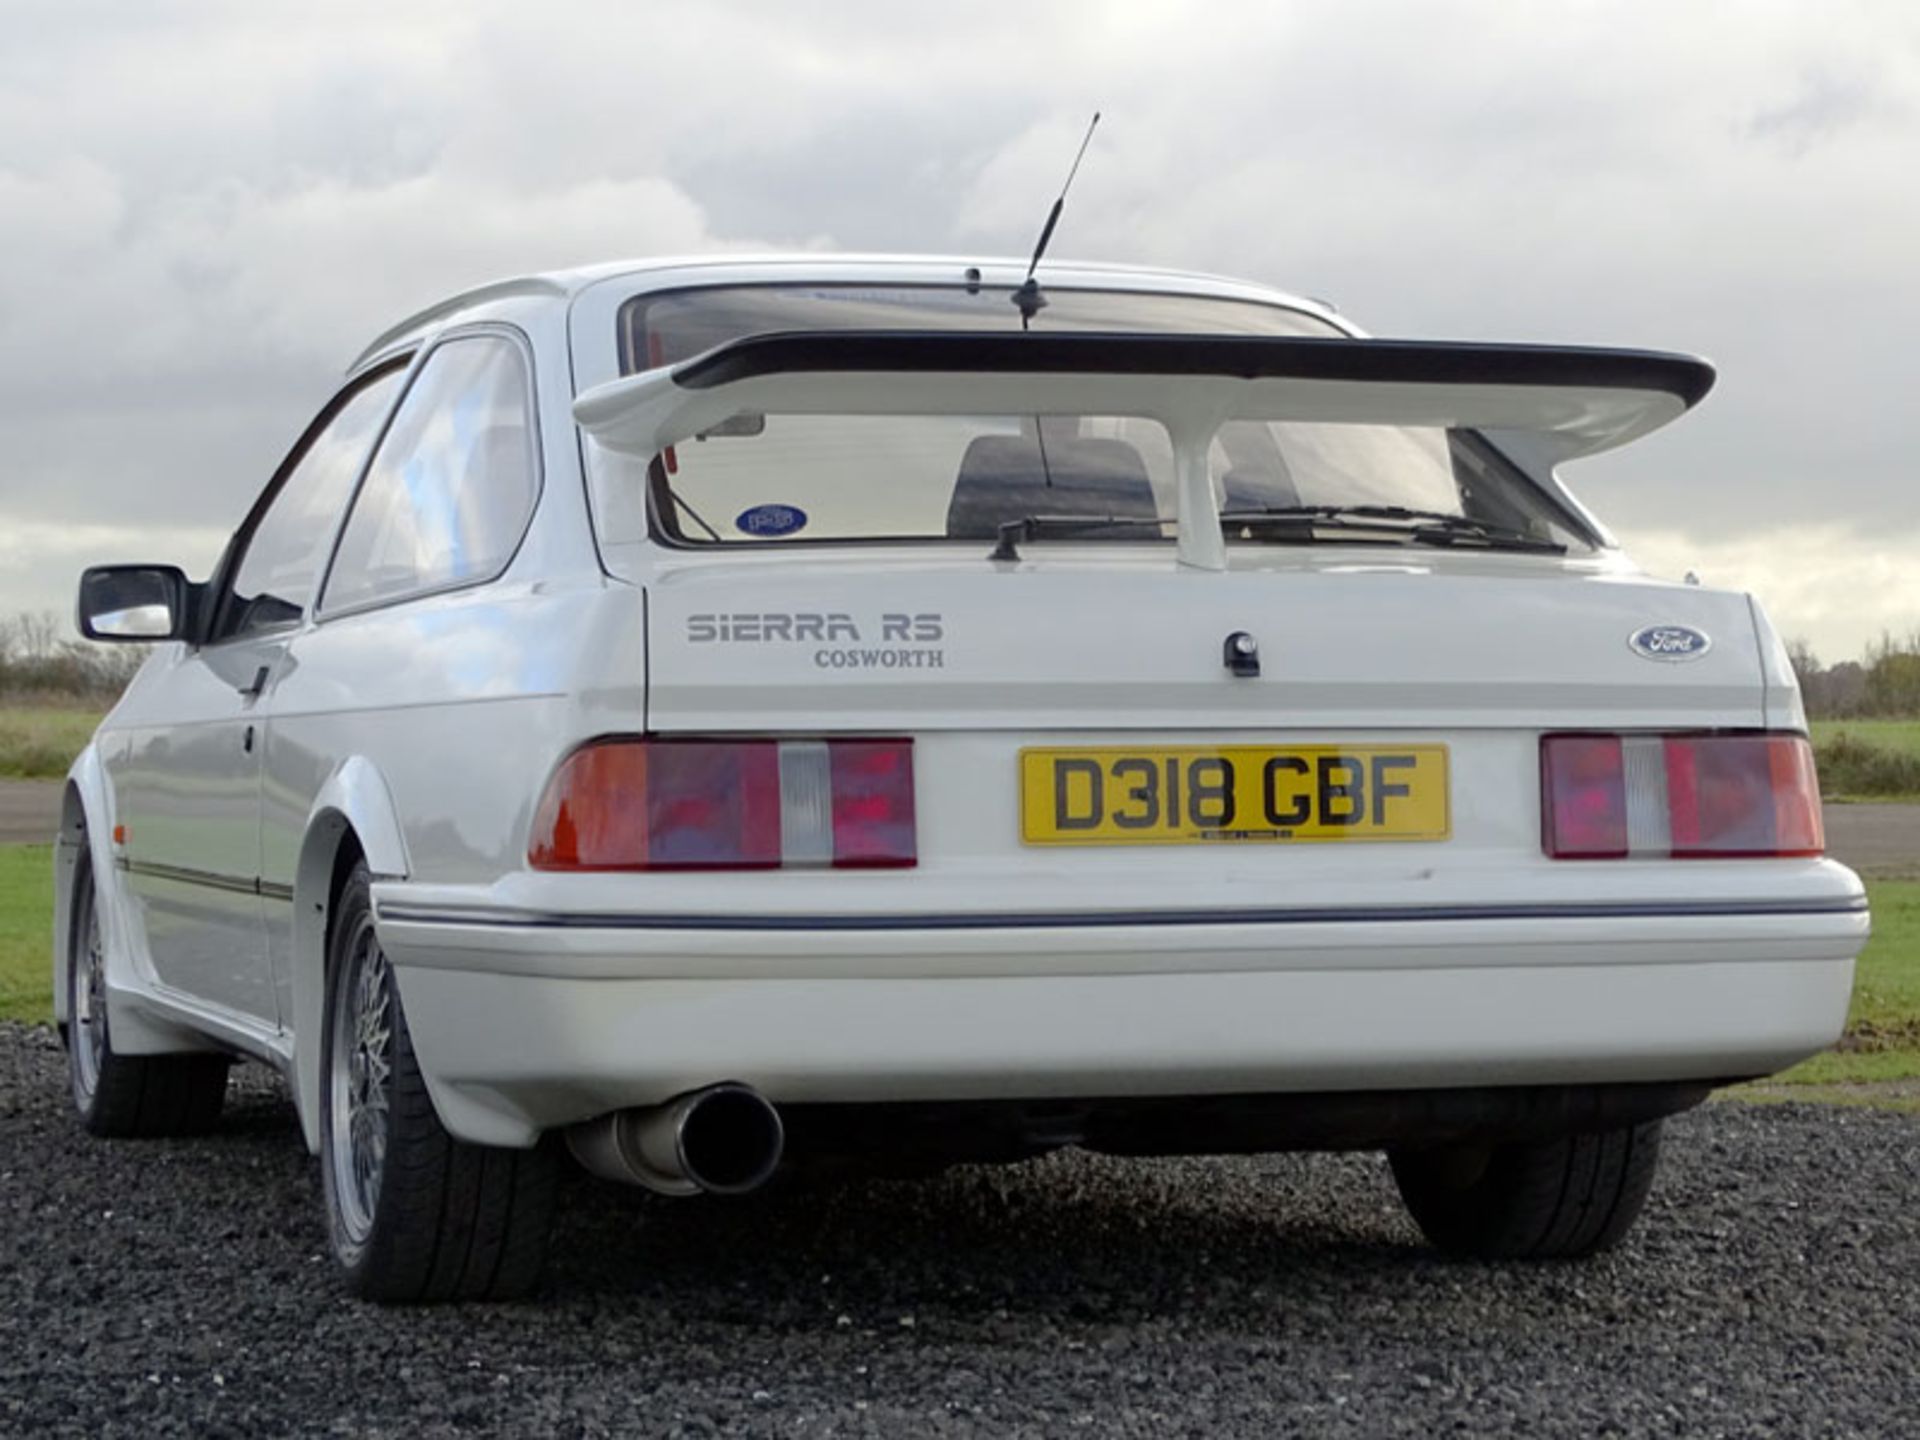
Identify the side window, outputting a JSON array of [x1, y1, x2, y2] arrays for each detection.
[[320, 337, 538, 615], [218, 366, 405, 641]]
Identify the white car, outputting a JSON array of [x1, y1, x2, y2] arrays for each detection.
[[56, 254, 1868, 1301]]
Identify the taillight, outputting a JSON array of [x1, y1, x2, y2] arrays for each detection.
[[530, 737, 915, 871], [827, 740, 919, 868], [1663, 734, 1823, 857], [1538, 735, 1628, 858], [1542, 732, 1823, 860]]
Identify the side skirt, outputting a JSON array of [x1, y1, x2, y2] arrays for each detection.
[[109, 980, 293, 1073]]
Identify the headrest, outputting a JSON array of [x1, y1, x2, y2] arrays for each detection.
[[946, 435, 1158, 539], [1219, 468, 1300, 511]]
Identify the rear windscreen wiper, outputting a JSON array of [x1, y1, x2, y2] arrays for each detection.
[[1219, 504, 1566, 554], [989, 514, 1170, 561], [985, 505, 1561, 562]]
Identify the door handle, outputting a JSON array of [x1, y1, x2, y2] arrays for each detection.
[[237, 665, 271, 699]]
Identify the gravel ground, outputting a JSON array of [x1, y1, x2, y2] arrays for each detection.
[[3, 1022, 1917, 1438]]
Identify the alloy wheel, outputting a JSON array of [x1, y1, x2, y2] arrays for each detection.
[[69, 883, 107, 1107], [327, 916, 394, 1246]]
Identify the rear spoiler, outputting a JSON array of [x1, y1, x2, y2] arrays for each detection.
[[573, 330, 1714, 570]]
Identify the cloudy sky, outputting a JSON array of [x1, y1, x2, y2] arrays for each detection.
[[1, 0, 1914, 663]]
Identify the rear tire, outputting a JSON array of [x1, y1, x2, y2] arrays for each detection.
[[320, 863, 555, 1303], [67, 854, 229, 1138], [1389, 1121, 1663, 1260]]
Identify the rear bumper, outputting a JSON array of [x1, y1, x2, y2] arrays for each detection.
[[374, 892, 1869, 1148]]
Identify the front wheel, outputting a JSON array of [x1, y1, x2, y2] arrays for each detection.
[[320, 863, 555, 1302], [1389, 1121, 1664, 1260], [67, 854, 228, 1137]]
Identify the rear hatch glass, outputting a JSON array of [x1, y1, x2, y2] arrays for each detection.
[[618, 285, 1594, 552]]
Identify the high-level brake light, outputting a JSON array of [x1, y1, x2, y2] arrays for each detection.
[[1542, 732, 1823, 860], [530, 737, 916, 871]]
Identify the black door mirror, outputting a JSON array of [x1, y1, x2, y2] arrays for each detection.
[[77, 565, 191, 642]]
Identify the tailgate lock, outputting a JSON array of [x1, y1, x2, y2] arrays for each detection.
[[1223, 630, 1260, 678]]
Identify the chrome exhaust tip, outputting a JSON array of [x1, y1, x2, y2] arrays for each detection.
[[566, 1083, 785, 1197]]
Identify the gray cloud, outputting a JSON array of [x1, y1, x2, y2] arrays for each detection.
[[1745, 66, 1900, 155], [1, 0, 1916, 658]]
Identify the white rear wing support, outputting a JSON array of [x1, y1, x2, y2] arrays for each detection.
[[572, 331, 1715, 571]]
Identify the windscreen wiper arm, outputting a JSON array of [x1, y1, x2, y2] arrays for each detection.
[[990, 514, 1169, 561], [1219, 504, 1566, 554], [986, 504, 1560, 562]]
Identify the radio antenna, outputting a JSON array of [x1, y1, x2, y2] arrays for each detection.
[[1011, 111, 1100, 330]]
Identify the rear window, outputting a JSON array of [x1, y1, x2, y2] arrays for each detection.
[[614, 284, 1590, 550], [322, 336, 538, 614]]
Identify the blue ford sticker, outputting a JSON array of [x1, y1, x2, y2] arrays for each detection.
[[735, 503, 807, 538], [1629, 624, 1711, 662]]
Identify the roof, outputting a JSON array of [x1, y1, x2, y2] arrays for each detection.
[[347, 253, 1343, 371]]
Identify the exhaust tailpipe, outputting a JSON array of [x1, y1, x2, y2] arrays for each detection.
[[566, 1083, 784, 1197]]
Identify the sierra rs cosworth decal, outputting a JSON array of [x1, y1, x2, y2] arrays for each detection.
[[686, 612, 946, 669]]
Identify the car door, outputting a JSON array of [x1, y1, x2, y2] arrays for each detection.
[[110, 364, 406, 1025], [258, 331, 543, 999]]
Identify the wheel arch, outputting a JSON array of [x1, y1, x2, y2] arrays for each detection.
[[290, 756, 411, 1152]]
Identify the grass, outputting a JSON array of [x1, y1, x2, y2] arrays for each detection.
[[0, 707, 103, 780], [1812, 718, 1920, 802], [1764, 877, 1920, 1087], [0, 845, 53, 1023], [1812, 719, 1920, 756]]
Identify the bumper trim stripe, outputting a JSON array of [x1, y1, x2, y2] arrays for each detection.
[[375, 895, 1868, 932]]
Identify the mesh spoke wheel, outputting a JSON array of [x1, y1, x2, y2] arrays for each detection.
[[64, 853, 228, 1138], [319, 862, 556, 1302], [327, 913, 394, 1247]]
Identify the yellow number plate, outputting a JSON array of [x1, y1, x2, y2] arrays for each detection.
[[1020, 746, 1449, 845]]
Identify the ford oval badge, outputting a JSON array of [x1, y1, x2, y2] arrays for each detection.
[[1629, 624, 1711, 662], [735, 503, 807, 538]]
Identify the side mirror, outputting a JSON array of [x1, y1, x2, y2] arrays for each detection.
[[77, 565, 191, 642]]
